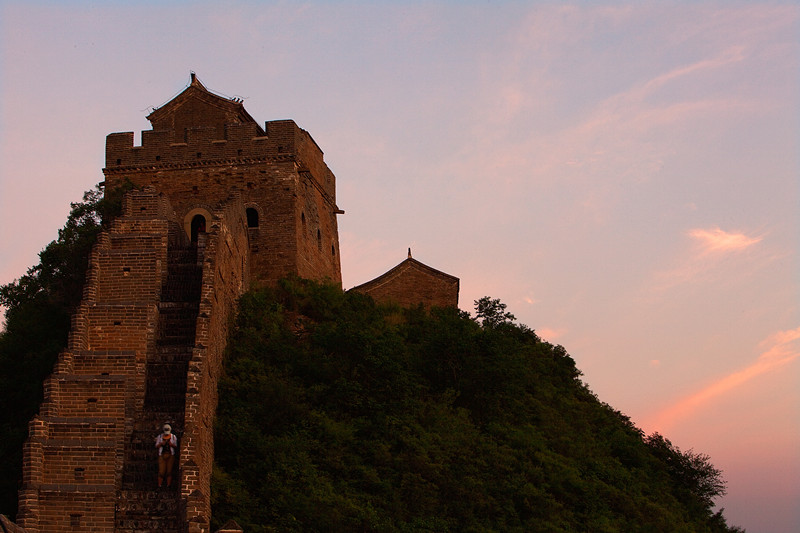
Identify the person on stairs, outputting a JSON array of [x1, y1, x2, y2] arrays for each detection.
[[155, 423, 178, 489]]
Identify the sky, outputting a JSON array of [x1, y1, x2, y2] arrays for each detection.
[[1, 1, 798, 531]]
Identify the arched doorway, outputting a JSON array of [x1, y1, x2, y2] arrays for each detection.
[[190, 214, 206, 242], [246, 207, 259, 228], [183, 208, 212, 243]]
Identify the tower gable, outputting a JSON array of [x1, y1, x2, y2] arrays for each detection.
[[146, 73, 263, 141], [350, 251, 460, 308]]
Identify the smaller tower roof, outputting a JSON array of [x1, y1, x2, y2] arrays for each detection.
[[350, 252, 459, 308]]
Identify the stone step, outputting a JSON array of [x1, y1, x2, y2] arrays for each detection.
[[158, 319, 197, 328], [160, 312, 198, 321], [158, 326, 196, 337], [145, 396, 186, 411], [168, 253, 196, 263], [159, 319, 198, 330], [137, 411, 184, 426], [161, 293, 200, 303], [146, 361, 189, 375], [163, 280, 201, 290], [165, 270, 201, 278], [159, 300, 199, 309], [152, 353, 193, 365], [168, 251, 197, 263], [147, 381, 188, 393], [114, 242, 196, 526], [157, 336, 195, 346], [166, 261, 200, 271], [164, 276, 200, 284], [121, 460, 179, 487], [152, 356, 192, 366], [117, 490, 180, 508]]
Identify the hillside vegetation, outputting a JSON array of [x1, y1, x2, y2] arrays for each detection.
[[211, 278, 742, 532], [0, 188, 742, 531]]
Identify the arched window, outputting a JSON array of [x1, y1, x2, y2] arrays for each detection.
[[246, 207, 259, 228], [191, 214, 206, 242]]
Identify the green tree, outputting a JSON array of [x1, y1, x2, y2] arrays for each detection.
[[645, 433, 728, 518], [212, 281, 743, 532], [473, 296, 516, 328]]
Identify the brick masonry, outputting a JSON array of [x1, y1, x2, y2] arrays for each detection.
[[350, 252, 459, 309], [18, 189, 170, 533], [104, 74, 342, 287], [16, 75, 459, 533]]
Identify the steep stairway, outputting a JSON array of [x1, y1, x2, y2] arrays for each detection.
[[116, 245, 201, 533]]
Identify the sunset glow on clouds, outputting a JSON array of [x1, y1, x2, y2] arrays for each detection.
[[648, 226, 769, 293], [689, 227, 763, 253], [1, 2, 797, 531], [645, 326, 800, 433], [536, 327, 568, 343]]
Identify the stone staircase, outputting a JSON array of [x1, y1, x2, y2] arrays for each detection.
[[115, 245, 201, 533]]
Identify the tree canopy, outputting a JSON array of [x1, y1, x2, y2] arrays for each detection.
[[212, 278, 743, 532]]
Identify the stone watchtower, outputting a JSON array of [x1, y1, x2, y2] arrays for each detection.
[[104, 73, 343, 285]]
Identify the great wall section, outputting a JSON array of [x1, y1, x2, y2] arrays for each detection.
[[8, 75, 459, 532], [17, 189, 249, 533]]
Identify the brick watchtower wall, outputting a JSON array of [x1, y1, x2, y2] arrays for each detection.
[[18, 189, 174, 532], [181, 195, 250, 533], [103, 75, 342, 288]]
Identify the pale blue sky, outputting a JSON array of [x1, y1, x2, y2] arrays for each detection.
[[1, 2, 798, 531]]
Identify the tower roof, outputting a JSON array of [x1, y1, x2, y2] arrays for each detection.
[[350, 252, 460, 308], [146, 73, 264, 137]]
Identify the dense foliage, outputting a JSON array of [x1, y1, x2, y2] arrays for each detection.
[[0, 183, 130, 518], [212, 280, 742, 532], [0, 186, 741, 531]]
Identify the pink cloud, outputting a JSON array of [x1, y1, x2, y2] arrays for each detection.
[[688, 227, 762, 253], [537, 327, 567, 342], [650, 226, 767, 292], [645, 326, 800, 433], [638, 46, 746, 97]]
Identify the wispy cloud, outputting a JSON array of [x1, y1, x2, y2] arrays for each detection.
[[537, 327, 567, 342], [646, 326, 800, 432], [651, 227, 765, 291], [689, 227, 763, 253], [636, 46, 746, 99]]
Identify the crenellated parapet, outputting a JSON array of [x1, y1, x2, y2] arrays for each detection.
[[104, 120, 335, 201]]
